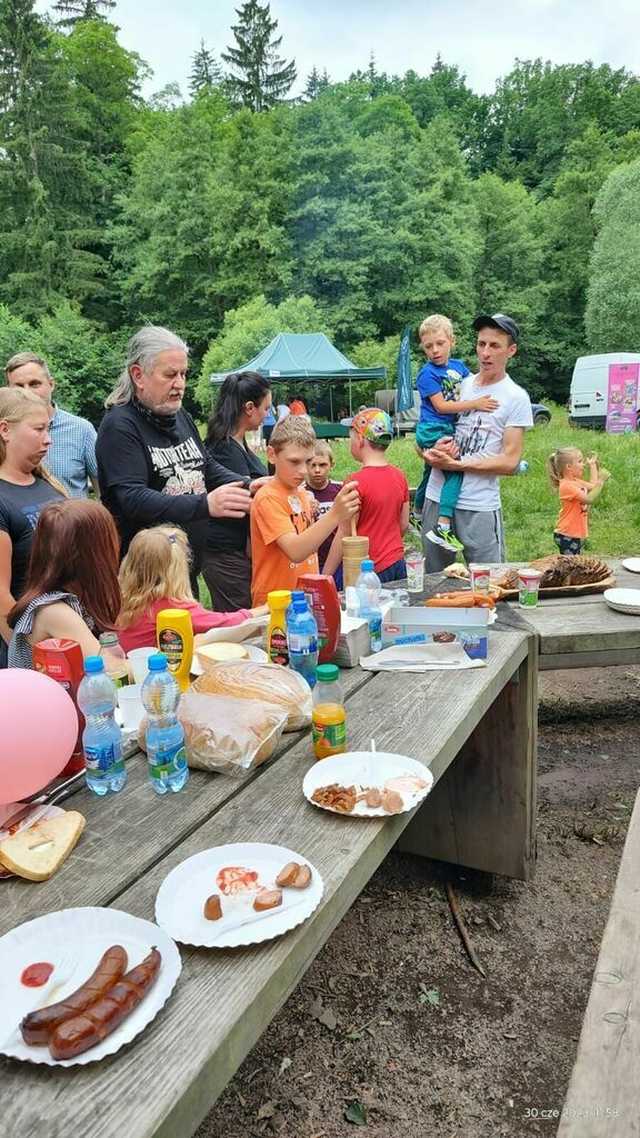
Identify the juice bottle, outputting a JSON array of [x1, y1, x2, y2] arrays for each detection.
[[156, 608, 194, 692], [267, 590, 291, 665], [312, 663, 346, 760]]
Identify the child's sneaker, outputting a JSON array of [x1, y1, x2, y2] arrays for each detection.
[[425, 525, 464, 552]]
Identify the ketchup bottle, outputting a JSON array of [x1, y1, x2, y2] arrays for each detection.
[[296, 574, 341, 664]]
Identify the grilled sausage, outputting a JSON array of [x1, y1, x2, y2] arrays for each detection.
[[21, 945, 128, 1046], [203, 894, 223, 921], [253, 889, 282, 912], [291, 864, 312, 889], [49, 947, 161, 1060], [275, 862, 300, 888]]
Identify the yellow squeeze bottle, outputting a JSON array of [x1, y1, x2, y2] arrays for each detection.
[[156, 608, 194, 691], [267, 590, 291, 666]]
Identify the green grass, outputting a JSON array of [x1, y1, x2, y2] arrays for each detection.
[[328, 404, 640, 560]]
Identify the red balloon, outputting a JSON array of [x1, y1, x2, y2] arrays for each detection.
[[0, 670, 78, 804]]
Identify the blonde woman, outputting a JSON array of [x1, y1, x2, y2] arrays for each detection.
[[0, 388, 67, 659], [117, 524, 267, 653], [548, 447, 611, 555]]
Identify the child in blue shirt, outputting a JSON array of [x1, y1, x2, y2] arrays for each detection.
[[414, 314, 498, 552]]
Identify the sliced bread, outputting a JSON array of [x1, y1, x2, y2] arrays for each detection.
[[0, 811, 86, 881]]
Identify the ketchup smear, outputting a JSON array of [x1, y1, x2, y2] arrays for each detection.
[[21, 962, 54, 988]]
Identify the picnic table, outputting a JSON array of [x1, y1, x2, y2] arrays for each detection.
[[0, 614, 537, 1138]]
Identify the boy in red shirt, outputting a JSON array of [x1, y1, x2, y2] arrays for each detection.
[[323, 408, 410, 584]]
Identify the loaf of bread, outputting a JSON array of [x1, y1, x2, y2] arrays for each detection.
[[178, 690, 288, 774], [191, 661, 312, 731]]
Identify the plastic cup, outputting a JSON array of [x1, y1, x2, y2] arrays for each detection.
[[406, 553, 425, 594], [518, 568, 542, 608], [127, 646, 156, 684], [116, 683, 145, 731], [470, 564, 492, 593]]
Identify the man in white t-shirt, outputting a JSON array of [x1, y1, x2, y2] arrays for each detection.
[[421, 314, 533, 569]]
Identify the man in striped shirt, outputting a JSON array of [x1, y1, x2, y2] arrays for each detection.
[[4, 352, 99, 498]]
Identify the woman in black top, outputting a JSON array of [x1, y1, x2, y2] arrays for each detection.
[[202, 372, 272, 611]]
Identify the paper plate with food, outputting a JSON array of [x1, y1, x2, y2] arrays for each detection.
[[155, 842, 323, 948], [190, 640, 268, 676], [303, 751, 433, 818], [0, 907, 181, 1066]]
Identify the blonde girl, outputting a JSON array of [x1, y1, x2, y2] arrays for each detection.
[[0, 388, 67, 657], [117, 524, 267, 653], [548, 447, 611, 555]]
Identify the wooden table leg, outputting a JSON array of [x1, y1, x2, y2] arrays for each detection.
[[398, 631, 538, 880]]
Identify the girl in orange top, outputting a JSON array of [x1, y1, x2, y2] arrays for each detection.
[[548, 447, 611, 554]]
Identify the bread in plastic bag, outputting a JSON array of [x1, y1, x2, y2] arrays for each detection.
[[190, 662, 312, 732], [178, 691, 288, 775]]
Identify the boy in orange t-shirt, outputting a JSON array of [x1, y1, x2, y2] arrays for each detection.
[[250, 416, 359, 604], [548, 447, 611, 554]]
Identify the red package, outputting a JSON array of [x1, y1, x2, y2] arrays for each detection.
[[33, 639, 85, 775], [297, 574, 341, 664]]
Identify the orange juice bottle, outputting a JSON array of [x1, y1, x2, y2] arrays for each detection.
[[312, 664, 346, 760]]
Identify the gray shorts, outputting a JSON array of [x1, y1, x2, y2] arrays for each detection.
[[422, 498, 505, 570]]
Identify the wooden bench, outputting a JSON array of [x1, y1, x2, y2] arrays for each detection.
[[0, 622, 536, 1137], [557, 788, 640, 1137]]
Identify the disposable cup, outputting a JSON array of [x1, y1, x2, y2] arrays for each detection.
[[470, 563, 492, 593], [406, 553, 425, 593], [127, 646, 156, 684], [518, 568, 542, 608], [117, 684, 145, 731]]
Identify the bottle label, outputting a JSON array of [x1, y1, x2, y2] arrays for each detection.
[[312, 718, 346, 756], [368, 614, 383, 653], [269, 624, 289, 666], [85, 743, 123, 774], [288, 633, 318, 654], [158, 628, 184, 673], [148, 740, 188, 780]]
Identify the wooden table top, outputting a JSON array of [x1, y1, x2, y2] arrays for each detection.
[[0, 626, 532, 1138]]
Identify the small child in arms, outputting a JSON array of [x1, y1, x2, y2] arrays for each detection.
[[415, 314, 498, 552], [548, 447, 611, 554]]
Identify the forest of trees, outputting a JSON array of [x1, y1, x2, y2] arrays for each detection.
[[2, 0, 640, 421]]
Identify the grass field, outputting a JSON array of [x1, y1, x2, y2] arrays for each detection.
[[327, 404, 640, 561]]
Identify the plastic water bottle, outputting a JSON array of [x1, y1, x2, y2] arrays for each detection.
[[286, 589, 306, 625], [355, 559, 383, 654], [286, 598, 319, 687], [141, 653, 189, 796], [77, 656, 127, 796]]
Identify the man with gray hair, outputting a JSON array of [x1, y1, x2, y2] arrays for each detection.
[[96, 325, 259, 584], [4, 352, 99, 498]]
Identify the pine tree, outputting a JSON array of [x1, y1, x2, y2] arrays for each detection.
[[303, 66, 320, 101], [222, 0, 296, 112], [52, 0, 116, 28], [189, 39, 222, 97]]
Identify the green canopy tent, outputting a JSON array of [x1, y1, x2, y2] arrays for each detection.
[[210, 333, 386, 420]]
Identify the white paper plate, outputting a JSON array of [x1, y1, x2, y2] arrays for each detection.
[[603, 588, 640, 616], [190, 642, 268, 676], [622, 558, 640, 574], [155, 842, 323, 948], [303, 751, 433, 818], [0, 907, 181, 1066]]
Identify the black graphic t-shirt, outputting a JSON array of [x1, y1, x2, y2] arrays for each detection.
[[96, 403, 242, 564]]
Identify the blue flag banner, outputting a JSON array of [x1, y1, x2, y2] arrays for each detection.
[[396, 324, 414, 413]]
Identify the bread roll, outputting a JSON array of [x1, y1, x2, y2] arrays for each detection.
[[191, 661, 312, 731], [196, 643, 248, 673]]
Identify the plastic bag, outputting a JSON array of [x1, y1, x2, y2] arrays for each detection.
[[191, 662, 312, 732], [178, 691, 288, 775]]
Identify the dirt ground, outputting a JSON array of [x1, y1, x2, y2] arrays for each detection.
[[197, 667, 640, 1138]]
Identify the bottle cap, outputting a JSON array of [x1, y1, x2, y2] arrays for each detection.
[[292, 599, 308, 612], [360, 559, 374, 572], [99, 632, 118, 646], [148, 653, 168, 672], [290, 590, 305, 603], [84, 655, 105, 674], [316, 663, 339, 683], [268, 589, 292, 609]]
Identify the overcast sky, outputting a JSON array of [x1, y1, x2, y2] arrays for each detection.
[[39, 0, 640, 98]]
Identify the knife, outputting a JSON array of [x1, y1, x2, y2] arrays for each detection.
[[0, 770, 86, 834]]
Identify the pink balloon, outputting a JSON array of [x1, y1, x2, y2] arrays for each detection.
[[0, 670, 79, 805]]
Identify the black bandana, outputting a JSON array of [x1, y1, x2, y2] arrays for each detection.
[[132, 396, 179, 441]]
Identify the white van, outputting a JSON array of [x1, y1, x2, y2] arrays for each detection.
[[569, 352, 640, 428]]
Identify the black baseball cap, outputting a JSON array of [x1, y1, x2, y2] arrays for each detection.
[[473, 313, 519, 343]]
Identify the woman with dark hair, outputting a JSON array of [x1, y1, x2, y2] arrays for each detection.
[[7, 499, 123, 670], [202, 371, 272, 611]]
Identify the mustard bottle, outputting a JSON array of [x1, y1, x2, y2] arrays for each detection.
[[267, 590, 291, 666], [156, 608, 194, 691]]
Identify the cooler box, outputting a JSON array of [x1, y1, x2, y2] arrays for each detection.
[[382, 605, 490, 661]]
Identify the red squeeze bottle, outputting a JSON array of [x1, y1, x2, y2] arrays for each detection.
[[297, 574, 341, 664], [32, 639, 86, 775]]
